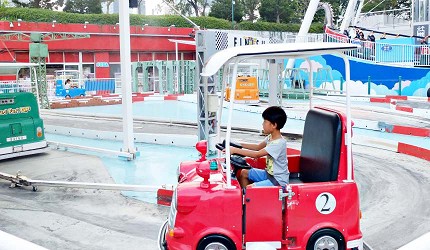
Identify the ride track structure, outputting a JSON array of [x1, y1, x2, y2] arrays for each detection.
[[0, 170, 175, 202], [0, 32, 90, 109]]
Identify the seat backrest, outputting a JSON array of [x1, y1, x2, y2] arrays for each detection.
[[299, 109, 342, 183]]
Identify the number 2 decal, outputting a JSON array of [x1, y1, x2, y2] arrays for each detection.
[[315, 192, 336, 215]]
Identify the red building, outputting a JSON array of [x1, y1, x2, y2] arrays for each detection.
[[0, 21, 196, 79]]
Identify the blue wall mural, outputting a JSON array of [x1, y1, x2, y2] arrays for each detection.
[[288, 55, 430, 97]]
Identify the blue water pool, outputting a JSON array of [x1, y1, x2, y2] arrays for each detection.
[[46, 134, 198, 203]]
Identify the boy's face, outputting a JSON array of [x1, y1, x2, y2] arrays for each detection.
[[262, 119, 277, 134]]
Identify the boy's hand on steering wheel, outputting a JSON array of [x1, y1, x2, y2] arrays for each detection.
[[229, 146, 239, 155], [221, 146, 238, 155]]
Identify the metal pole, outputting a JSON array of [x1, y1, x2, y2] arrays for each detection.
[[399, 76, 402, 96], [225, 60, 239, 189], [232, 0, 235, 29], [78, 51, 83, 82], [367, 76, 371, 95], [268, 59, 278, 106], [340, 0, 359, 32], [340, 76, 344, 94], [339, 53, 353, 182], [307, 58, 313, 108], [119, 0, 136, 157], [352, 0, 365, 26], [175, 42, 179, 93]]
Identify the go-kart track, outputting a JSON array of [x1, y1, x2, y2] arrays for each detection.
[[0, 96, 428, 250]]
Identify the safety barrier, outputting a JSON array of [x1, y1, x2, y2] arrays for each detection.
[[84, 78, 116, 94]]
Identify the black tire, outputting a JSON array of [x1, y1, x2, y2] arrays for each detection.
[[65, 95, 71, 99], [197, 235, 236, 250], [427, 87, 430, 97], [306, 228, 345, 250], [157, 220, 168, 250]]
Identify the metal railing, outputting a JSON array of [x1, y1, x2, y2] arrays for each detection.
[[0, 79, 35, 94], [325, 33, 430, 67]]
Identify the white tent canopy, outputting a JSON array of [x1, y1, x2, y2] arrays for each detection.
[[0, 62, 39, 75], [167, 39, 196, 46], [201, 42, 359, 77]]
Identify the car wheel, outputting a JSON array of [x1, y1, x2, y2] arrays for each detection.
[[306, 228, 345, 250], [65, 95, 71, 99], [427, 87, 430, 97], [197, 235, 236, 250], [157, 220, 168, 250]]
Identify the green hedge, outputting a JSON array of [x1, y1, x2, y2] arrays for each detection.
[[0, 7, 324, 33]]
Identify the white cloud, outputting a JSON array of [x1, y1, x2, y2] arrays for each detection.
[[315, 80, 378, 95], [413, 82, 430, 96], [298, 60, 323, 74], [372, 83, 397, 95], [392, 80, 411, 91]]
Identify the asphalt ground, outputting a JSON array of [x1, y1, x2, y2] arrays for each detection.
[[0, 150, 169, 250]]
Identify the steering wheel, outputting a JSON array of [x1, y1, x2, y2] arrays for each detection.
[[215, 139, 242, 150], [215, 140, 250, 170], [230, 155, 251, 170]]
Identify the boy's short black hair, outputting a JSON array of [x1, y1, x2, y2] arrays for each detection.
[[262, 106, 287, 129]]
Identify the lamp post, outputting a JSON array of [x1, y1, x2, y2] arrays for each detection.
[[232, 0, 235, 29]]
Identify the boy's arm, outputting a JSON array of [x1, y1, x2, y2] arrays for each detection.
[[229, 146, 268, 158], [240, 141, 266, 151]]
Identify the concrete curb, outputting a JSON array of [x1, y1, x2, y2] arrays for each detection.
[[398, 143, 430, 162], [50, 93, 182, 109], [45, 125, 198, 147]]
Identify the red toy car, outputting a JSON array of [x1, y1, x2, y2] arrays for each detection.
[[158, 42, 363, 250]]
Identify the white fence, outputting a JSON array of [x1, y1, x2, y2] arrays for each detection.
[[325, 33, 430, 67], [0, 79, 36, 94]]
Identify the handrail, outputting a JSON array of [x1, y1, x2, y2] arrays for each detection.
[[324, 33, 430, 67]]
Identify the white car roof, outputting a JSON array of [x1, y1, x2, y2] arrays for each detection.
[[201, 42, 360, 77]]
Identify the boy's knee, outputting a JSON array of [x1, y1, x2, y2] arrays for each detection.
[[241, 169, 249, 178]]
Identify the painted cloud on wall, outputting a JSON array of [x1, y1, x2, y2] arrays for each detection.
[[402, 71, 430, 96], [413, 82, 430, 96], [392, 80, 411, 91], [293, 56, 430, 97], [298, 60, 324, 74]]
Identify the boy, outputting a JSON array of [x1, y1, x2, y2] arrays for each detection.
[[228, 106, 289, 188], [64, 79, 71, 90]]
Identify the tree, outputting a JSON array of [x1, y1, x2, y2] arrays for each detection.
[[209, 0, 244, 22], [11, 0, 64, 10], [101, 0, 115, 14], [1, 0, 10, 7], [242, 0, 260, 21], [63, 0, 102, 14], [164, 0, 210, 16], [259, 0, 301, 23], [361, 0, 411, 18]]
